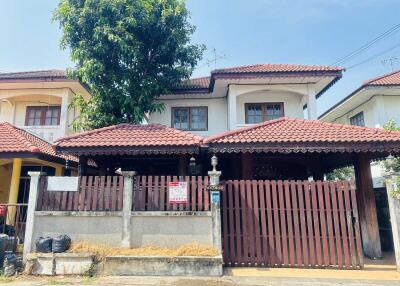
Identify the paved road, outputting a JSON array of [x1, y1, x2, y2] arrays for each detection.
[[3, 276, 400, 286]]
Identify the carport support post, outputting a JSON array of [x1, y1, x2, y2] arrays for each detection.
[[354, 154, 382, 259], [121, 171, 136, 248], [208, 155, 222, 252], [384, 171, 400, 271], [23, 172, 46, 262]]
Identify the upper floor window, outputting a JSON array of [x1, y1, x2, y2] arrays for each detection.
[[349, 112, 365, 127], [172, 107, 208, 131], [245, 103, 284, 124], [25, 106, 61, 126]]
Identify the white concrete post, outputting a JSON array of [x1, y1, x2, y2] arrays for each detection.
[[60, 94, 69, 136], [306, 86, 318, 120], [384, 171, 400, 271], [227, 87, 237, 130], [121, 171, 136, 248], [23, 172, 46, 262], [208, 155, 222, 253]]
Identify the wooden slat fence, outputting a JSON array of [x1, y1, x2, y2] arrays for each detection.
[[36, 176, 124, 211], [221, 179, 364, 269], [133, 176, 210, 211]]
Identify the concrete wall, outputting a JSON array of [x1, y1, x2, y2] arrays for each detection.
[[30, 211, 213, 250], [32, 212, 123, 249], [131, 212, 213, 247]]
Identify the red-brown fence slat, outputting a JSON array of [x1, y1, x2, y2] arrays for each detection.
[[227, 180, 236, 264], [265, 180, 275, 265], [278, 180, 289, 265], [171, 176, 178, 211], [297, 181, 308, 267], [291, 181, 302, 266], [304, 180, 315, 266], [324, 181, 336, 266], [239, 180, 248, 265], [337, 180, 350, 268], [271, 180, 282, 265], [166, 176, 171, 211], [36, 177, 45, 210], [85, 176, 93, 211], [97, 176, 105, 210], [317, 181, 329, 266], [350, 180, 364, 267], [223, 180, 231, 264], [284, 180, 295, 266], [343, 181, 357, 268], [191, 176, 196, 211], [147, 176, 153, 211], [104, 176, 112, 210], [204, 176, 210, 211], [111, 176, 118, 211], [246, 180, 256, 265], [139, 176, 147, 211], [234, 180, 242, 264], [331, 181, 343, 268], [252, 180, 262, 265], [311, 181, 322, 266], [117, 176, 124, 211], [153, 176, 159, 211], [197, 176, 203, 211], [258, 180, 268, 265], [79, 176, 87, 211], [91, 176, 99, 211], [159, 176, 166, 211]]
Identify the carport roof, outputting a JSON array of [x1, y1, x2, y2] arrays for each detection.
[[54, 124, 203, 155], [0, 122, 75, 163], [204, 117, 400, 154]]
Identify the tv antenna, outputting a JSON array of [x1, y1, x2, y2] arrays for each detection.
[[381, 56, 400, 71], [205, 48, 227, 69]]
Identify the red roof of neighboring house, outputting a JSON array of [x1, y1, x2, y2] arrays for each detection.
[[212, 64, 343, 74], [0, 70, 67, 81], [54, 124, 203, 155], [205, 117, 400, 153], [364, 70, 400, 86], [174, 76, 210, 90], [0, 122, 74, 162]]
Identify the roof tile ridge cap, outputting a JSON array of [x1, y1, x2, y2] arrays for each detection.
[[54, 124, 120, 145], [204, 117, 287, 143], [211, 63, 265, 73], [364, 69, 400, 85], [0, 69, 64, 76], [4, 123, 42, 152]]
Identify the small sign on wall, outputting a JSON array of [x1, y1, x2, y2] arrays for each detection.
[[168, 181, 188, 204], [47, 177, 79, 192]]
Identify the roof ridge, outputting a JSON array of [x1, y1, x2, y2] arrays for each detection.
[[54, 124, 121, 145], [0, 69, 65, 76], [211, 63, 344, 74], [364, 69, 400, 85]]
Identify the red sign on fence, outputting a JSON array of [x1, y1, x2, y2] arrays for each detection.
[[168, 181, 188, 204]]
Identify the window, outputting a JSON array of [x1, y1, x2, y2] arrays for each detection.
[[25, 106, 61, 126], [245, 103, 284, 124], [350, 112, 365, 126], [172, 107, 208, 131]]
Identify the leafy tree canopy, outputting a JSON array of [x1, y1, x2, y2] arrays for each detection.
[[382, 119, 400, 172], [54, 0, 205, 130]]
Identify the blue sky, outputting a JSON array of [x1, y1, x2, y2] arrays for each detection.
[[1, 0, 400, 114]]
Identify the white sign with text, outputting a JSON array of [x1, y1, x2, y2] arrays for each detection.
[[168, 181, 188, 204], [47, 177, 79, 192]]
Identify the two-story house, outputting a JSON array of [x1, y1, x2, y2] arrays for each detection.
[[319, 70, 400, 188], [0, 70, 90, 206], [148, 64, 344, 136]]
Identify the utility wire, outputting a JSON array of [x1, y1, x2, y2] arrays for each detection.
[[331, 23, 400, 66]]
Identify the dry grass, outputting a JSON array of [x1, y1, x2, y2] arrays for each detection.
[[68, 241, 219, 262]]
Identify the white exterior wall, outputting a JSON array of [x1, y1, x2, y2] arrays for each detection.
[[149, 97, 227, 137]]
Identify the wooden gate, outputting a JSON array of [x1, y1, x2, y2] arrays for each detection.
[[221, 180, 364, 269]]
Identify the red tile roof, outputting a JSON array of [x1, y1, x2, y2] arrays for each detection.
[[212, 64, 343, 74], [0, 70, 67, 81], [364, 70, 400, 86], [175, 77, 210, 90], [55, 124, 203, 155], [204, 117, 400, 153], [0, 122, 74, 161]]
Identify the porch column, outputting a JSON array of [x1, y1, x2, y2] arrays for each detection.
[[78, 157, 88, 176], [178, 155, 187, 176], [241, 153, 253, 179], [306, 86, 317, 120], [55, 166, 63, 176], [354, 154, 382, 258], [7, 158, 22, 224]]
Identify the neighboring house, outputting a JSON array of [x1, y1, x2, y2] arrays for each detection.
[[0, 70, 90, 207], [148, 64, 343, 136], [0, 70, 91, 143], [319, 70, 400, 187]]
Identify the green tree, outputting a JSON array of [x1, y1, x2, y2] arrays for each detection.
[[325, 166, 355, 181], [382, 119, 400, 172], [54, 0, 205, 130]]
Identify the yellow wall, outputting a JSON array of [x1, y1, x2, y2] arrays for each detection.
[[0, 164, 12, 203]]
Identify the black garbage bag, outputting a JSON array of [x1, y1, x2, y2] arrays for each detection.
[[35, 237, 53, 253], [52, 235, 71, 253]]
